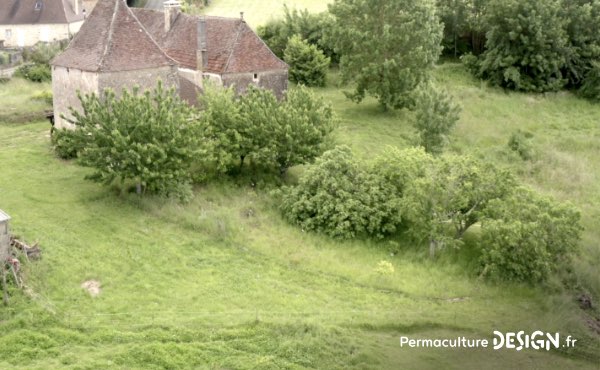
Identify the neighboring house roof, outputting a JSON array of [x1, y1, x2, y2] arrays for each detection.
[[131, 9, 288, 74], [51, 0, 175, 72], [0, 0, 85, 25]]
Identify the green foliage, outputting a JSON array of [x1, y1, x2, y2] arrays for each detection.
[[31, 90, 53, 105], [51, 128, 86, 160], [200, 84, 335, 174], [480, 188, 583, 282], [284, 35, 330, 87], [507, 130, 534, 160], [413, 84, 461, 154], [328, 0, 443, 110], [257, 6, 338, 63], [436, 0, 489, 56], [402, 154, 516, 257], [561, 0, 600, 87], [279, 146, 402, 239], [14, 64, 51, 83], [478, 0, 569, 92], [68, 82, 207, 199], [579, 61, 600, 102]]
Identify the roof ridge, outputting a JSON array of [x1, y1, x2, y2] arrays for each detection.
[[128, 3, 177, 65], [223, 20, 243, 73], [98, 0, 120, 72]]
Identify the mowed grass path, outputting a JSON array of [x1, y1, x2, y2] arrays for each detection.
[[203, 0, 330, 28], [1, 71, 599, 367]]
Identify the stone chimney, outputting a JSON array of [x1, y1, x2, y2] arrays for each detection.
[[164, 0, 181, 33], [196, 16, 207, 71], [72, 0, 82, 15]]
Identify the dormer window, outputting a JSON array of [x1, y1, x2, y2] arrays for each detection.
[[34, 0, 43, 11]]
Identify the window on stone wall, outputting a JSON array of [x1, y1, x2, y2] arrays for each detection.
[[34, 0, 43, 11], [5, 29, 11, 39], [253, 73, 259, 82]]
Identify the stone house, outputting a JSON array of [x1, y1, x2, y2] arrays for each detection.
[[0, 0, 89, 48], [50, 0, 288, 129]]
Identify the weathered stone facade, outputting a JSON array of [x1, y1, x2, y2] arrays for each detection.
[[51, 66, 99, 129], [52, 65, 179, 129], [222, 70, 288, 100], [1, 22, 84, 48]]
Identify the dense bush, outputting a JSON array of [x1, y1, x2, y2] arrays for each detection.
[[51, 128, 86, 160], [413, 84, 461, 154], [478, 0, 569, 92], [14, 64, 51, 82], [284, 35, 330, 87], [67, 82, 207, 199], [507, 130, 534, 160], [257, 6, 338, 64], [328, 0, 443, 110], [279, 146, 402, 239], [480, 188, 582, 282], [579, 62, 600, 102], [200, 84, 335, 174]]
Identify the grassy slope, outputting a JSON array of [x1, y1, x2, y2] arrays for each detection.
[[0, 64, 599, 368], [202, 0, 330, 29], [0, 78, 52, 123]]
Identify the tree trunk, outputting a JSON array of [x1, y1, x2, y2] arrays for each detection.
[[429, 239, 437, 259]]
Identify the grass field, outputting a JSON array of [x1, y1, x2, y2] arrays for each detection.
[[0, 78, 52, 123], [0, 65, 598, 368], [202, 0, 330, 28]]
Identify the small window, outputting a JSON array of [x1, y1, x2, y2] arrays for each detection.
[[5, 29, 12, 39], [34, 0, 43, 11], [253, 73, 259, 82]]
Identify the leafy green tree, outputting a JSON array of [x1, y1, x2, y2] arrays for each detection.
[[68, 82, 207, 199], [478, 0, 569, 92], [480, 188, 582, 282], [413, 84, 461, 154], [402, 155, 515, 257], [328, 0, 443, 110], [272, 86, 335, 173], [284, 35, 330, 87], [437, 0, 490, 56], [200, 85, 335, 174], [199, 83, 243, 172], [279, 146, 402, 239], [257, 6, 338, 63]]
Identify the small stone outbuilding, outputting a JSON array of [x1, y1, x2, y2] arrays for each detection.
[[51, 0, 288, 129]]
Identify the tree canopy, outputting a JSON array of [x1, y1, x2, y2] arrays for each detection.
[[328, 0, 443, 110]]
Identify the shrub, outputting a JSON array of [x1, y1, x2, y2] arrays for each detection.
[[31, 90, 53, 105], [579, 62, 600, 102], [284, 35, 330, 87], [480, 188, 582, 282], [279, 146, 402, 239], [14, 64, 51, 83], [413, 84, 461, 154], [51, 128, 86, 160], [507, 130, 534, 160]]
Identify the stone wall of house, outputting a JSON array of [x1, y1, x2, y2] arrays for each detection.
[[52, 66, 99, 129], [1, 22, 83, 48], [221, 69, 288, 99], [98, 66, 179, 97]]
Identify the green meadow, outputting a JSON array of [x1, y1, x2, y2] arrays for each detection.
[[0, 62, 598, 368]]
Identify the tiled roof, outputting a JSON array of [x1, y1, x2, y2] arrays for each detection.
[[51, 0, 175, 72], [0, 0, 84, 25], [131, 9, 287, 74]]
